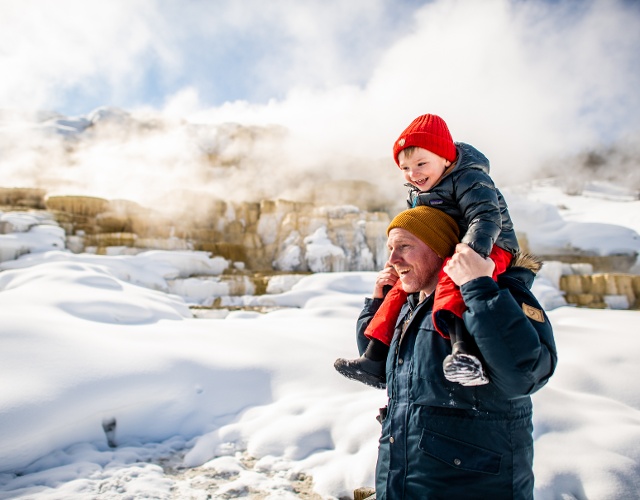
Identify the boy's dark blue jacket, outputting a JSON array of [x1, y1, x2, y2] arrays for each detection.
[[408, 142, 519, 257], [356, 254, 557, 499]]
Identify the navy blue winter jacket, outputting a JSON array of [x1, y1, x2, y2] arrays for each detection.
[[356, 254, 557, 499]]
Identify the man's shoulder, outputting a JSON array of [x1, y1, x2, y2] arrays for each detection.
[[499, 253, 543, 291]]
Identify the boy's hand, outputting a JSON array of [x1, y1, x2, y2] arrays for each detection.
[[373, 264, 399, 298], [444, 243, 495, 286]]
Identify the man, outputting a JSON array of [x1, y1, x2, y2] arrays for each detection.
[[341, 206, 557, 499]]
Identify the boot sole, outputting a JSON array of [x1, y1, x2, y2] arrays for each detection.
[[334, 360, 386, 390]]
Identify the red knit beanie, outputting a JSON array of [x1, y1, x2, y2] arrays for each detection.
[[393, 114, 457, 166]]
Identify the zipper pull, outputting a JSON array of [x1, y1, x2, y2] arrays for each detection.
[[399, 310, 413, 345]]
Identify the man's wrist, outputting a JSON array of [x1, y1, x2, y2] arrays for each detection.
[[460, 276, 498, 300]]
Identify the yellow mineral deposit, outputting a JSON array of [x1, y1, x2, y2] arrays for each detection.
[[1, 186, 638, 309]]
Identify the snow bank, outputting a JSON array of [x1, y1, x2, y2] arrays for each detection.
[[0, 182, 639, 498]]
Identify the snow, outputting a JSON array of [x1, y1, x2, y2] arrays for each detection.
[[505, 186, 640, 258], [303, 227, 347, 273], [0, 182, 639, 499]]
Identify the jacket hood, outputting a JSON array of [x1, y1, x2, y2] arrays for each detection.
[[511, 252, 543, 274], [455, 142, 490, 174], [504, 252, 543, 290]]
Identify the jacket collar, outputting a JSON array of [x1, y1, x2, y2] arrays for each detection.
[[505, 252, 544, 289]]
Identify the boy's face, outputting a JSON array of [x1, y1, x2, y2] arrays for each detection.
[[398, 147, 450, 191]]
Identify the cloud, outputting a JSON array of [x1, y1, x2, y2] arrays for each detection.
[[1, 0, 639, 207], [0, 0, 179, 112], [178, 0, 640, 187], [0, 0, 403, 112]]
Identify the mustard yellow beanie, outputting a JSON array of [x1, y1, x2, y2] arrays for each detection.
[[387, 206, 460, 259]]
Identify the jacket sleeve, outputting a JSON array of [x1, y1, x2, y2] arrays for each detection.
[[355, 298, 384, 355], [455, 170, 503, 257], [460, 276, 557, 398]]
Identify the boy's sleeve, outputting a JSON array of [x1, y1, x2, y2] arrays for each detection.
[[455, 170, 502, 257]]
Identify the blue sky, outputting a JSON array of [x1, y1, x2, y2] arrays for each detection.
[[1, 0, 424, 115], [1, 0, 639, 176], [1, 1, 636, 115]]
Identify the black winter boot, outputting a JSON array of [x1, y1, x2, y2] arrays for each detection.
[[334, 338, 388, 390]]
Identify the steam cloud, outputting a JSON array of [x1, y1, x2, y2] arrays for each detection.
[[1, 0, 639, 210]]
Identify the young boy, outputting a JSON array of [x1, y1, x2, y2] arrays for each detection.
[[335, 114, 519, 388]]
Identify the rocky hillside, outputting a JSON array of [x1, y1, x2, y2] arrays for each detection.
[[1, 107, 639, 310], [0, 188, 391, 274]]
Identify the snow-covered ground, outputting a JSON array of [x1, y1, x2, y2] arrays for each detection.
[[1, 182, 639, 499]]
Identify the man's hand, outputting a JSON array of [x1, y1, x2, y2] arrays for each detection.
[[443, 243, 495, 286], [373, 264, 400, 298]]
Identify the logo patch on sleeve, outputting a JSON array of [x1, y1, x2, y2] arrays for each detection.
[[522, 303, 545, 323]]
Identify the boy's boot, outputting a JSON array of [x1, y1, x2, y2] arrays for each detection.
[[442, 314, 489, 386], [334, 338, 388, 390]]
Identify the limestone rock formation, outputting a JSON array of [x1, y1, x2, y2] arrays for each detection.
[[39, 193, 390, 273]]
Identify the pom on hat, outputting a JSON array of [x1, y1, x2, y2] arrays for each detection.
[[387, 206, 460, 259], [393, 114, 457, 165]]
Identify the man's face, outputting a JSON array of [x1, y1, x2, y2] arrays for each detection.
[[387, 228, 443, 295]]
